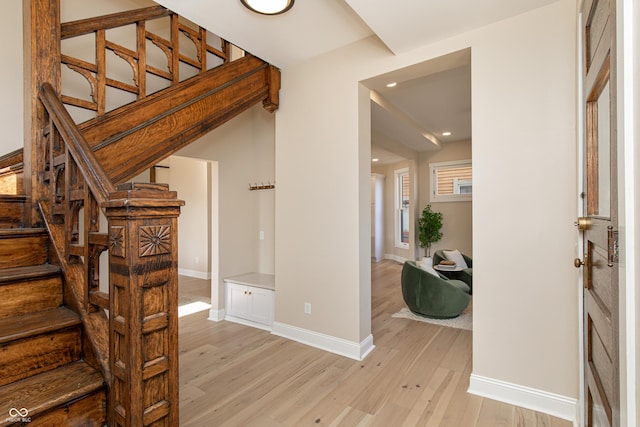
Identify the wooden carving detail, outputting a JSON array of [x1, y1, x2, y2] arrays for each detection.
[[110, 226, 125, 258], [139, 225, 171, 257], [178, 26, 204, 65], [64, 62, 99, 105], [147, 33, 175, 75], [107, 42, 140, 89], [106, 184, 183, 426]]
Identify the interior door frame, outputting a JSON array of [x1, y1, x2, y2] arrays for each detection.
[[576, 4, 586, 423], [616, 0, 640, 425]]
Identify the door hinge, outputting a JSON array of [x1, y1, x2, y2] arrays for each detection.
[[607, 226, 619, 267]]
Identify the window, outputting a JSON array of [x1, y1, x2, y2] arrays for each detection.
[[430, 160, 472, 202], [394, 168, 410, 248]]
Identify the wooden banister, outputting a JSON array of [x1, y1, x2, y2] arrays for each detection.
[[60, 6, 171, 39], [38, 85, 184, 425], [39, 83, 115, 203]]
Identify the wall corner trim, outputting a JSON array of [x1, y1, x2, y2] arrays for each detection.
[[384, 254, 410, 264], [468, 374, 578, 423], [208, 308, 226, 322], [272, 322, 375, 361]]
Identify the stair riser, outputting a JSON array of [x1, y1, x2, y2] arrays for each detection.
[[0, 327, 82, 387], [0, 234, 48, 268], [0, 277, 63, 319], [22, 389, 106, 427], [0, 171, 23, 197], [0, 200, 24, 228]]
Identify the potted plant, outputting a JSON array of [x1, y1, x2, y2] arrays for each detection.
[[417, 204, 443, 259]]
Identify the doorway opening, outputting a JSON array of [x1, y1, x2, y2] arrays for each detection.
[[363, 47, 473, 335]]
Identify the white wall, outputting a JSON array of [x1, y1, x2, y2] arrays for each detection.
[[176, 103, 276, 313], [275, 0, 578, 416], [168, 156, 210, 279], [470, 0, 578, 404], [1, 1, 24, 154]]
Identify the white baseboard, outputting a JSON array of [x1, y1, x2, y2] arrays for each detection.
[[384, 254, 409, 264], [468, 374, 577, 423], [225, 314, 272, 331], [272, 322, 375, 361], [208, 308, 226, 322], [178, 268, 211, 280]]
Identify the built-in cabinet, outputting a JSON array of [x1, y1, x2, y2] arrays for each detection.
[[224, 273, 275, 331]]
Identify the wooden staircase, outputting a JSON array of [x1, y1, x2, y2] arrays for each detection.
[[0, 197, 106, 426], [1, 2, 281, 425]]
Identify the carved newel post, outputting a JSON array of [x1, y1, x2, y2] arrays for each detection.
[[104, 183, 184, 427]]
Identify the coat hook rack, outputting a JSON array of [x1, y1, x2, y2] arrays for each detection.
[[249, 181, 275, 191]]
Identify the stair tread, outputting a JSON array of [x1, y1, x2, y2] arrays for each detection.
[[0, 195, 27, 202], [0, 264, 61, 284], [0, 361, 104, 424], [0, 307, 80, 345], [0, 227, 47, 238]]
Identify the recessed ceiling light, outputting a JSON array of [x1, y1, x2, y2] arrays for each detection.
[[372, 158, 379, 162], [240, 0, 295, 15], [386, 82, 397, 88], [442, 131, 452, 136]]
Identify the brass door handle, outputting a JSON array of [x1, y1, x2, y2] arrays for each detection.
[[574, 217, 591, 230], [574, 258, 585, 268]]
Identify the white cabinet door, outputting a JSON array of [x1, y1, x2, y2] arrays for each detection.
[[225, 281, 274, 328], [226, 283, 250, 318], [248, 287, 274, 325]]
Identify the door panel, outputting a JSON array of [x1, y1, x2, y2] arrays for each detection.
[[588, 307, 614, 401], [581, 0, 618, 425], [585, 0, 610, 71], [588, 242, 613, 313]]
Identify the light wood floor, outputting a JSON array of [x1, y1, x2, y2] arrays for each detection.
[[178, 261, 572, 426]]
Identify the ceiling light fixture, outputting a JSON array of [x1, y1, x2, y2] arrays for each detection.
[[442, 131, 452, 136], [372, 158, 380, 162], [386, 82, 397, 88], [240, 0, 295, 15]]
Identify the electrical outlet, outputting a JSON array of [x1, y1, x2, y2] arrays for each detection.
[[259, 230, 265, 240], [195, 257, 199, 264], [304, 303, 311, 314]]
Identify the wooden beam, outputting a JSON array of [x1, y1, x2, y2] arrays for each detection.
[[78, 56, 273, 183], [24, 0, 61, 226]]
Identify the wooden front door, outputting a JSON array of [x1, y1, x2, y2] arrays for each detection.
[[580, 0, 619, 425]]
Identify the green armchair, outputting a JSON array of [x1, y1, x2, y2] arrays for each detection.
[[433, 249, 473, 292], [401, 261, 470, 319]]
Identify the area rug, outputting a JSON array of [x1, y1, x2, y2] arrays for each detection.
[[392, 300, 472, 330]]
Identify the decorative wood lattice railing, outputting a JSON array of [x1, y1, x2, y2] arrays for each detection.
[[60, 5, 231, 120], [39, 81, 183, 426]]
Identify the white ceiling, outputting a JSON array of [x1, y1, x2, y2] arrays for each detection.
[[153, 0, 559, 163]]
